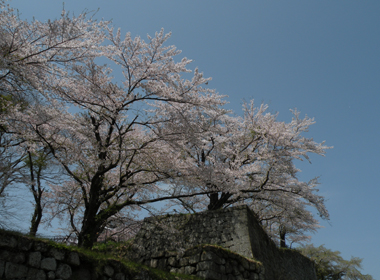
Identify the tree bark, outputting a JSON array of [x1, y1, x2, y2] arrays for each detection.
[[207, 192, 232, 210], [279, 229, 287, 248]]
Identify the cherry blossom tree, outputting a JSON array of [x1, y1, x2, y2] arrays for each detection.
[[19, 147, 62, 236], [2, 0, 331, 249], [0, 0, 106, 100], [0, 0, 108, 229], [8, 22, 226, 247], [165, 101, 330, 245], [249, 193, 321, 248]]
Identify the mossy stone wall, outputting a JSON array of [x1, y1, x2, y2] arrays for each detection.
[[130, 205, 317, 280]]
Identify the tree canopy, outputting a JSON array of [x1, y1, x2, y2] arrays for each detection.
[[299, 244, 374, 280], [1, 0, 331, 249]]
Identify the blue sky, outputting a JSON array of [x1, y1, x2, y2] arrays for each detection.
[[9, 0, 380, 278]]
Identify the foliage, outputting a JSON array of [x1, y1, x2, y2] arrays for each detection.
[[166, 102, 330, 246], [298, 244, 374, 280], [1, 0, 330, 249]]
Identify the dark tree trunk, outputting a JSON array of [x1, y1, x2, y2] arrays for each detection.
[[279, 229, 287, 248], [28, 151, 44, 237], [207, 192, 232, 210], [77, 195, 102, 248], [29, 202, 42, 236], [78, 219, 101, 248], [77, 182, 123, 248]]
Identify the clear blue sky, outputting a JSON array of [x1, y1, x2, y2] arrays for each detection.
[[9, 0, 380, 278]]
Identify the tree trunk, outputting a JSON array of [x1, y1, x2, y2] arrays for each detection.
[[280, 229, 287, 248], [29, 202, 42, 236], [28, 151, 44, 237], [207, 192, 232, 210], [78, 226, 100, 248]]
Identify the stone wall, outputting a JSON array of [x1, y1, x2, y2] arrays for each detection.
[[0, 205, 318, 280], [130, 205, 317, 280], [138, 244, 264, 280], [0, 229, 191, 280]]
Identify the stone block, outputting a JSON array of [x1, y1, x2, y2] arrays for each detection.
[[56, 263, 72, 279], [220, 265, 226, 274], [72, 268, 91, 280], [196, 261, 220, 272], [225, 262, 233, 274], [149, 259, 158, 268], [34, 241, 48, 253], [0, 250, 10, 261], [188, 253, 200, 264], [0, 235, 17, 248], [115, 272, 126, 280], [135, 270, 154, 280], [201, 250, 224, 265], [0, 260, 4, 278], [184, 265, 196, 275], [103, 265, 114, 277], [157, 258, 167, 269], [240, 258, 250, 270], [68, 252, 80, 266], [197, 269, 221, 280], [11, 252, 26, 263], [27, 268, 46, 280], [235, 275, 245, 280], [168, 256, 177, 267], [169, 267, 178, 274], [248, 261, 257, 271], [177, 266, 186, 274], [5, 262, 28, 278], [151, 248, 165, 258], [18, 238, 33, 251], [41, 257, 57, 271], [49, 248, 65, 260], [179, 257, 189, 266], [249, 273, 259, 280], [227, 274, 236, 280], [29, 251, 42, 268], [47, 271, 55, 280]]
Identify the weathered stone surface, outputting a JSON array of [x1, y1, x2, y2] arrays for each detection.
[[134, 270, 154, 280], [68, 252, 80, 266], [0, 260, 4, 278], [5, 262, 28, 278], [184, 265, 196, 274], [29, 251, 42, 268], [168, 256, 177, 267], [56, 263, 72, 279], [104, 265, 114, 277], [18, 237, 33, 251], [197, 260, 220, 272], [47, 270, 55, 280], [149, 259, 158, 268], [130, 205, 316, 280], [41, 257, 57, 271], [72, 268, 91, 280], [10, 252, 26, 263], [0, 250, 10, 261], [27, 268, 47, 280], [201, 250, 224, 265], [115, 272, 126, 280], [49, 248, 65, 260], [0, 235, 17, 248], [34, 241, 48, 253], [0, 205, 316, 280], [197, 269, 221, 280]]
